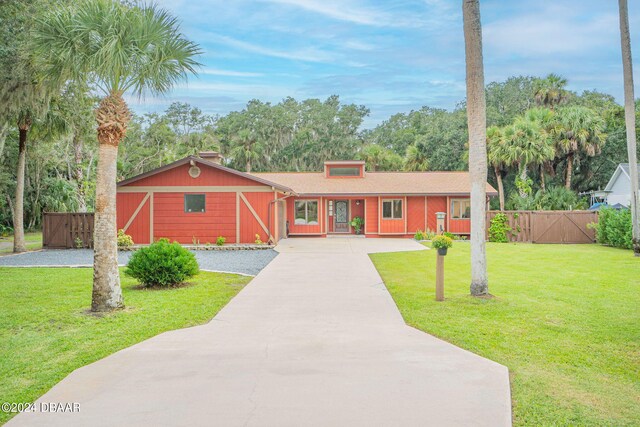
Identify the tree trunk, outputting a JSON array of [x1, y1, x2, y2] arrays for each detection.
[[246, 160, 251, 173], [92, 92, 129, 312], [619, 0, 640, 256], [0, 121, 8, 159], [73, 133, 87, 212], [463, 0, 488, 296], [13, 126, 28, 253], [540, 163, 546, 192], [518, 165, 529, 198], [565, 152, 574, 189], [495, 166, 505, 211]]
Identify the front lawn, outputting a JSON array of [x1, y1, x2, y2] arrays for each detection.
[[370, 243, 640, 427], [0, 268, 251, 424], [0, 232, 43, 255]]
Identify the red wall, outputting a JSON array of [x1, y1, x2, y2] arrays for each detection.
[[128, 163, 260, 187], [407, 196, 426, 233], [427, 196, 447, 233], [350, 200, 364, 234], [116, 192, 150, 244], [449, 219, 471, 234], [379, 197, 406, 234], [240, 192, 273, 243], [365, 197, 378, 234], [287, 196, 323, 235]]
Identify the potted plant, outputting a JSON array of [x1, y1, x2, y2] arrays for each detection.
[[350, 216, 364, 235], [431, 235, 453, 256]]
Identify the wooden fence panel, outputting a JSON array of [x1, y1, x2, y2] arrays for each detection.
[[43, 212, 94, 249], [487, 210, 597, 244]]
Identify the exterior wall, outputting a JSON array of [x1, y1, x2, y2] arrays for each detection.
[[448, 196, 471, 234], [350, 199, 365, 234], [426, 196, 447, 232], [406, 196, 427, 233], [153, 192, 236, 244], [127, 163, 260, 187], [287, 196, 324, 235], [116, 192, 150, 244], [608, 174, 632, 207], [364, 197, 378, 234], [379, 196, 407, 235], [239, 192, 273, 243]]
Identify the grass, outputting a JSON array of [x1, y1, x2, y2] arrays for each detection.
[[0, 232, 43, 255], [0, 267, 251, 424], [370, 243, 640, 427]]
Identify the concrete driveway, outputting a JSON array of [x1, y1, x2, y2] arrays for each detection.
[[9, 237, 511, 427]]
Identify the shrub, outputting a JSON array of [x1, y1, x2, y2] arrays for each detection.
[[117, 229, 134, 248], [350, 216, 364, 234], [431, 235, 453, 249], [592, 207, 632, 249], [414, 229, 426, 240], [489, 213, 511, 243], [255, 234, 263, 245], [423, 228, 437, 240], [443, 231, 455, 239], [216, 236, 226, 246], [125, 239, 199, 287], [507, 186, 588, 211]]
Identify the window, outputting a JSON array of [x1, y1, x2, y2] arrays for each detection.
[[294, 200, 319, 225], [382, 199, 402, 219], [329, 167, 360, 177], [184, 194, 205, 213], [451, 199, 471, 219]]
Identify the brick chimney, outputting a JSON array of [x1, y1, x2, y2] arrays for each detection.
[[198, 151, 224, 164]]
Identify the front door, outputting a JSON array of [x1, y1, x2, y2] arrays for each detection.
[[334, 200, 349, 233]]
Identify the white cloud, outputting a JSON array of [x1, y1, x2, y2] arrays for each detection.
[[206, 34, 336, 63], [199, 68, 264, 77]]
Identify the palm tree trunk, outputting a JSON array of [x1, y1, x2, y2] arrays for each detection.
[[463, 0, 488, 296], [246, 160, 251, 173], [495, 166, 505, 211], [73, 133, 87, 212], [565, 152, 574, 189], [13, 126, 28, 253], [92, 92, 128, 312], [518, 165, 529, 198], [619, 0, 640, 256], [0, 121, 8, 159], [540, 163, 546, 192]]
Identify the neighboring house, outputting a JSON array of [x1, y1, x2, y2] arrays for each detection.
[[604, 163, 639, 207], [116, 152, 497, 244]]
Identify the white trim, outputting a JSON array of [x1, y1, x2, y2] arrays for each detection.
[[239, 192, 271, 238], [381, 198, 404, 220], [122, 192, 151, 233], [118, 186, 275, 193], [293, 199, 320, 226]]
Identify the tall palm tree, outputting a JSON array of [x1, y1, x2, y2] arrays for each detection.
[[502, 116, 555, 198], [463, 0, 488, 296], [231, 129, 263, 173], [523, 107, 555, 191], [486, 125, 508, 210], [618, 0, 640, 256], [533, 73, 569, 110], [553, 106, 606, 189], [404, 140, 430, 171], [34, 0, 200, 311]]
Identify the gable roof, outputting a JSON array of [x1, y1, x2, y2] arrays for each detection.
[[604, 163, 639, 191], [117, 156, 294, 192], [252, 171, 498, 196]]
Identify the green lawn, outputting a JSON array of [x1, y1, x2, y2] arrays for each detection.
[[0, 232, 43, 255], [0, 268, 251, 424], [370, 243, 640, 427]]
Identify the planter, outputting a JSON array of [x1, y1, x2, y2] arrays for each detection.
[[437, 247, 448, 256]]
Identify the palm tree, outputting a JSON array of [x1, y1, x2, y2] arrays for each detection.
[[523, 107, 555, 191], [231, 129, 262, 173], [463, 0, 488, 296], [553, 106, 606, 189], [486, 125, 508, 210], [502, 116, 555, 198], [404, 140, 430, 171], [618, 0, 640, 256], [533, 73, 569, 110], [34, 0, 200, 312], [358, 144, 402, 171]]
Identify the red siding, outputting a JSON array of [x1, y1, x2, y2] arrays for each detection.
[[153, 192, 236, 244], [427, 196, 447, 232], [350, 199, 364, 234], [129, 163, 261, 187], [240, 192, 272, 243], [379, 197, 406, 234], [407, 196, 426, 233], [288, 196, 323, 235], [116, 192, 150, 244], [365, 197, 378, 234], [449, 219, 471, 234]]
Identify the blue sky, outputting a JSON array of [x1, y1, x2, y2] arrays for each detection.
[[129, 0, 640, 128]]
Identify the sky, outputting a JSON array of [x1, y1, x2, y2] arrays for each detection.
[[129, 0, 640, 129]]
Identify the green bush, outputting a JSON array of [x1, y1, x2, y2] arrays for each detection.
[[443, 231, 455, 240], [125, 239, 199, 287], [117, 229, 134, 248], [507, 186, 588, 211], [216, 236, 226, 246], [489, 213, 511, 243], [592, 208, 632, 249], [414, 229, 426, 240], [431, 235, 453, 249]]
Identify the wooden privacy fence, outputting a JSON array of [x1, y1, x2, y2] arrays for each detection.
[[486, 210, 598, 244], [43, 212, 94, 249]]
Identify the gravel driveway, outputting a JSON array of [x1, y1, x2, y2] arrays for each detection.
[[0, 249, 277, 276]]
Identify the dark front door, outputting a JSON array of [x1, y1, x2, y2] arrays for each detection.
[[334, 200, 349, 233]]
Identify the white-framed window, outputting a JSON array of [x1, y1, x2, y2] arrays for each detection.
[[184, 194, 205, 213], [382, 199, 402, 219], [451, 198, 471, 219], [294, 200, 319, 225], [329, 167, 360, 177]]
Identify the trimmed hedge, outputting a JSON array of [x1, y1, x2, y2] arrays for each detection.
[[593, 208, 632, 249], [125, 239, 199, 287]]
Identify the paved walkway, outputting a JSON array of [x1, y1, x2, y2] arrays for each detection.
[[9, 238, 511, 427]]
